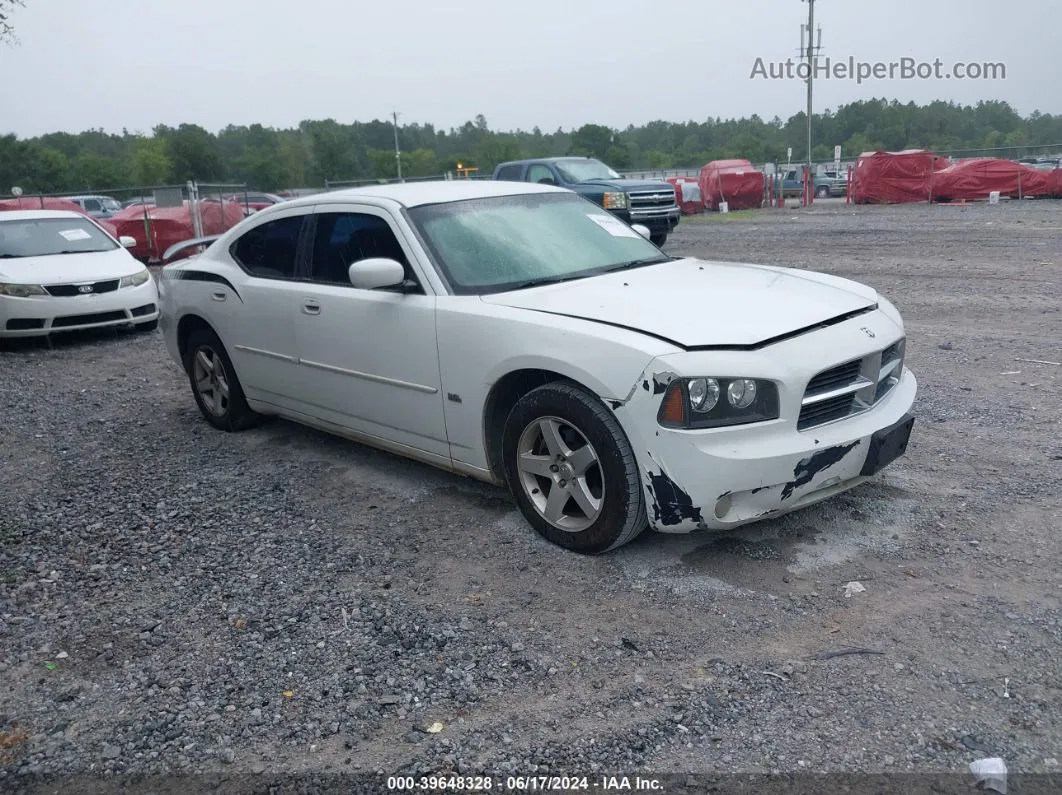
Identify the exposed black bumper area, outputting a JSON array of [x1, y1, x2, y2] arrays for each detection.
[[860, 413, 915, 476]]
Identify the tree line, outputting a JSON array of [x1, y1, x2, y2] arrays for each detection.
[[2, 98, 1061, 195]]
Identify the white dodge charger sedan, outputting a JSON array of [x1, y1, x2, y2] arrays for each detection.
[[0, 210, 159, 338], [159, 181, 916, 554]]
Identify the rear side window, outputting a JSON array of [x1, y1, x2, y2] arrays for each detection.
[[495, 164, 523, 181], [231, 215, 305, 279]]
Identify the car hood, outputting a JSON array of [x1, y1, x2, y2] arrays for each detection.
[[0, 247, 144, 285], [578, 178, 675, 192], [481, 258, 879, 349]]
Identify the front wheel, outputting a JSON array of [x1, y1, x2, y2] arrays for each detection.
[[815, 186, 830, 199], [502, 383, 647, 554], [650, 233, 668, 247]]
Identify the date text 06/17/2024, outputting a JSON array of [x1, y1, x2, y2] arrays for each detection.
[[386, 775, 664, 791]]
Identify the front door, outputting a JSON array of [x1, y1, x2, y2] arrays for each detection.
[[291, 207, 449, 459]]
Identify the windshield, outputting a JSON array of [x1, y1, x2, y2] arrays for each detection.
[[408, 193, 667, 295], [0, 217, 118, 258], [554, 158, 622, 183]]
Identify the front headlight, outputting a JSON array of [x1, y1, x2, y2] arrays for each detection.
[[120, 269, 151, 288], [658, 377, 780, 429], [0, 283, 47, 297], [602, 191, 628, 210]]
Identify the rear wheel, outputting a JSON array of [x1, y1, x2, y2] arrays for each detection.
[[815, 185, 830, 199], [650, 233, 668, 247], [183, 328, 261, 431], [502, 383, 647, 554]]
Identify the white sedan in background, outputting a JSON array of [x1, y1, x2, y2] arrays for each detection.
[[159, 182, 916, 554], [0, 210, 159, 338]]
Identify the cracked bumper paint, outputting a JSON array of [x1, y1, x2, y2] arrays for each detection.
[[617, 363, 917, 534]]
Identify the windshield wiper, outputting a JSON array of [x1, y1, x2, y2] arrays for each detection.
[[0, 253, 24, 259], [600, 256, 671, 273], [512, 274, 589, 290]]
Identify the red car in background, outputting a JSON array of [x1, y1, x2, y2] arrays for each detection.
[[223, 192, 286, 216]]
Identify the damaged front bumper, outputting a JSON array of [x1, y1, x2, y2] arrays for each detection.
[[613, 329, 917, 533]]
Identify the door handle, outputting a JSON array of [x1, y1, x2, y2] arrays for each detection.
[[302, 300, 321, 315], [211, 292, 226, 302]]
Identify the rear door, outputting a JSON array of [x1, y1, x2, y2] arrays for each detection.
[[215, 207, 313, 409]]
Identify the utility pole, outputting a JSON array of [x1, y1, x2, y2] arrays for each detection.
[[392, 110, 403, 182], [802, 0, 820, 171]]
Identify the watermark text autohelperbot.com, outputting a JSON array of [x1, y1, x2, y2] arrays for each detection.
[[751, 56, 1006, 83]]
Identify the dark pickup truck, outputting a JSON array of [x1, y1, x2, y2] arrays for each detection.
[[492, 156, 681, 246]]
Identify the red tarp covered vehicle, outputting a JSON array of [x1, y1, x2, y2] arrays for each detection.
[[0, 196, 120, 237], [666, 176, 704, 214], [850, 149, 950, 204], [929, 158, 1051, 202], [698, 159, 764, 211], [1043, 168, 1062, 198], [109, 199, 246, 261]]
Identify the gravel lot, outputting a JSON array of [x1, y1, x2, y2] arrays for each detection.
[[2, 198, 1061, 791]]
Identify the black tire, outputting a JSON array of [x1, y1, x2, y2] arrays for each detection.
[[650, 233, 668, 247], [183, 327, 261, 432], [815, 186, 830, 199], [135, 318, 159, 332], [502, 382, 647, 554]]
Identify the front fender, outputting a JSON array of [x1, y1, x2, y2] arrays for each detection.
[[436, 298, 678, 470]]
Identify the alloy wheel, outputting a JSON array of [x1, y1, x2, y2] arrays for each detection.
[[515, 416, 604, 533], [192, 345, 231, 417]]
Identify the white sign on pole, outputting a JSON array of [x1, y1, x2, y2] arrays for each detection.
[[834, 145, 842, 172]]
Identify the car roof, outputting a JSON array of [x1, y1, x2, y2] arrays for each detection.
[[498, 156, 597, 166], [0, 209, 86, 221], [290, 179, 567, 209]]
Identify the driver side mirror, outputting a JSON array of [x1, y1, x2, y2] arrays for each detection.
[[119, 235, 137, 248], [631, 224, 652, 240], [348, 257, 406, 290]]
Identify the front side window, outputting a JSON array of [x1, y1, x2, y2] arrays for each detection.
[[526, 164, 556, 184], [553, 158, 621, 183], [409, 193, 666, 295], [0, 217, 118, 258], [309, 212, 411, 286], [231, 215, 306, 279], [83, 198, 102, 212]]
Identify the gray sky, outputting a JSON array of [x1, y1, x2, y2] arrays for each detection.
[[0, 0, 1054, 138]]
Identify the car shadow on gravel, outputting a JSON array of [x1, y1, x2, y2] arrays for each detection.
[[609, 478, 921, 597], [0, 327, 157, 353]]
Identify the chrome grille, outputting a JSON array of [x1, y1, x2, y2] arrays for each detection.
[[628, 189, 676, 210], [798, 338, 906, 431], [805, 359, 862, 395]]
